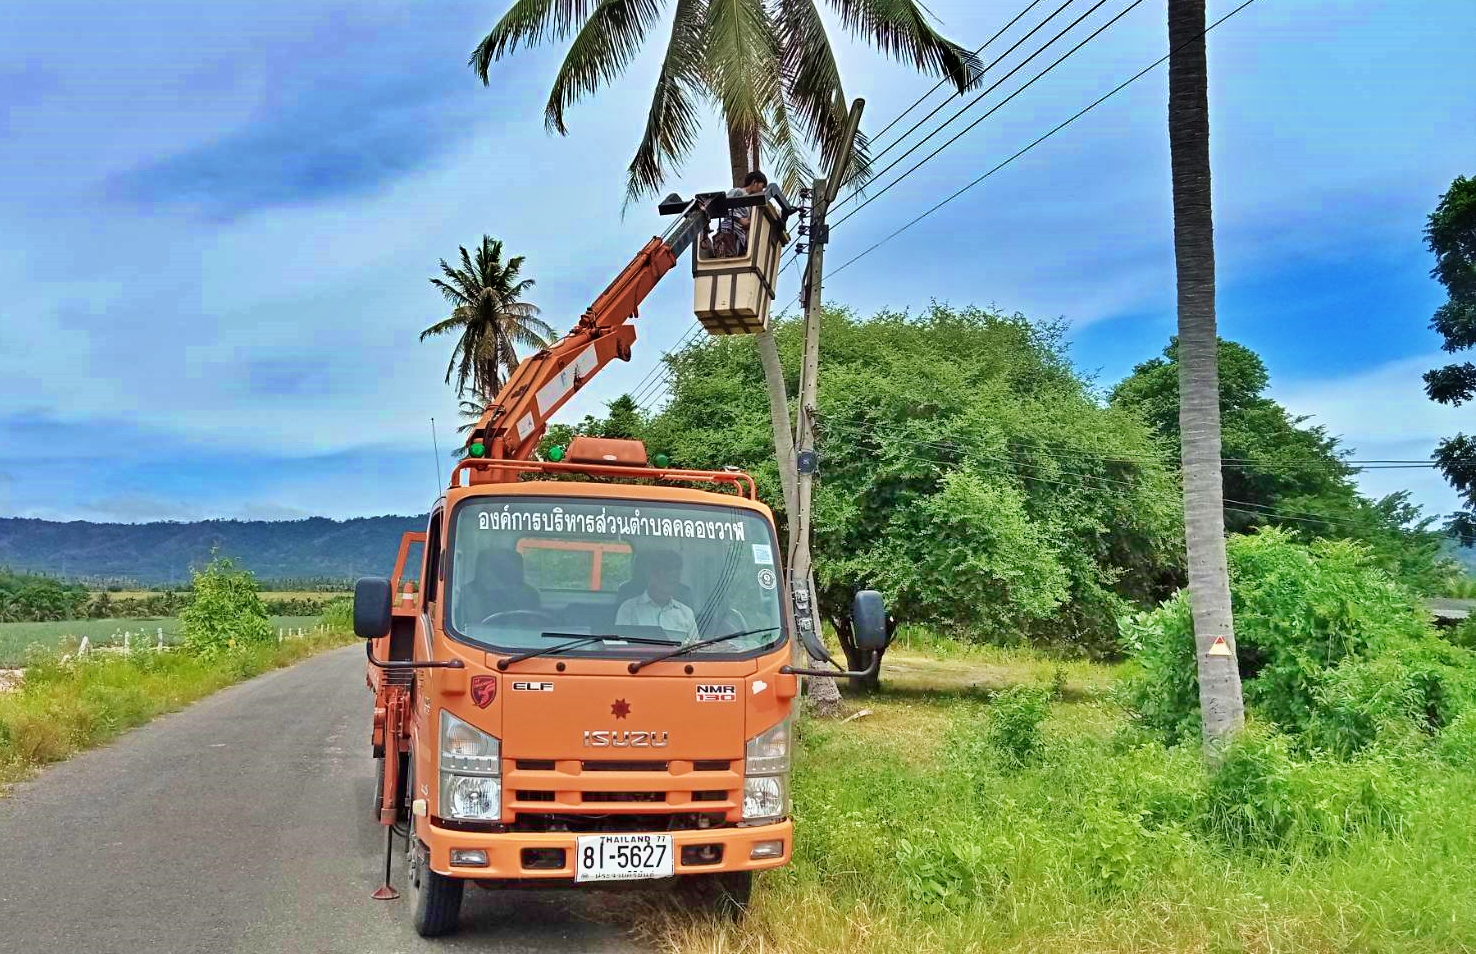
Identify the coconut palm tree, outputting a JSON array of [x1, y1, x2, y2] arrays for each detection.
[[421, 236, 557, 401], [1167, 0, 1243, 746], [469, 0, 981, 203]]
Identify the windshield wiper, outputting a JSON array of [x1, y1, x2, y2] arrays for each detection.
[[537, 631, 680, 645], [498, 631, 681, 671], [628, 627, 780, 673]]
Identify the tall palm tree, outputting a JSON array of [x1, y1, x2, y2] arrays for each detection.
[[1167, 0, 1243, 747], [421, 236, 557, 401]]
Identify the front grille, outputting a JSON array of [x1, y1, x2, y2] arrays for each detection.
[[692, 790, 727, 802], [583, 791, 665, 803], [693, 760, 731, 772], [510, 812, 727, 833], [582, 760, 668, 772], [516, 790, 556, 802], [516, 759, 557, 771]]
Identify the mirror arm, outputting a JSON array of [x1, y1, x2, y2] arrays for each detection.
[[365, 640, 465, 670], [781, 651, 881, 680]]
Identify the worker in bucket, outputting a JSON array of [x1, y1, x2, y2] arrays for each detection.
[[712, 170, 768, 258]]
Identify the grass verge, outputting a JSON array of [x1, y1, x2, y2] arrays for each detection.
[[0, 628, 356, 789], [638, 647, 1476, 954], [0, 616, 325, 666]]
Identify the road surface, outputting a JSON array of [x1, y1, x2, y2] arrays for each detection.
[[0, 645, 643, 953]]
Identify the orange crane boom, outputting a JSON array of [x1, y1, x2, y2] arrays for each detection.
[[463, 197, 707, 472]]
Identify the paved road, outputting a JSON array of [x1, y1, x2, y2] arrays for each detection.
[[0, 646, 642, 954]]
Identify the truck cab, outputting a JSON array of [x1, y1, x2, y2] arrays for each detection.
[[354, 437, 887, 936]]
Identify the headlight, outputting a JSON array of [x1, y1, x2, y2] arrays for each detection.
[[742, 775, 789, 821], [439, 711, 502, 820], [440, 711, 500, 774], [441, 773, 501, 820], [745, 719, 791, 775]]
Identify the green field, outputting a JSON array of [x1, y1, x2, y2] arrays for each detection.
[[0, 616, 324, 667]]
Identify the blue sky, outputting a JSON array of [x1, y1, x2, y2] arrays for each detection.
[[2, 0, 1473, 523]]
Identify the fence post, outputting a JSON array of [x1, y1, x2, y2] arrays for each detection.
[[78, 636, 91, 656], [157, 628, 165, 651], [124, 632, 131, 651]]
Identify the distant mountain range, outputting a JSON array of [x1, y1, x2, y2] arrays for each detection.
[[0, 516, 428, 585]]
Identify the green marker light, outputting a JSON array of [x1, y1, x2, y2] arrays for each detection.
[[653, 453, 670, 468], [548, 445, 565, 462], [469, 442, 485, 458]]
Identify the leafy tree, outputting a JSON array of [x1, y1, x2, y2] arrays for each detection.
[[1167, 0, 1243, 744], [633, 304, 1181, 660], [421, 236, 556, 401], [179, 554, 273, 656], [1112, 338, 1453, 591], [1421, 175, 1476, 542]]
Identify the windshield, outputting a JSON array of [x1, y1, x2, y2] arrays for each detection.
[[448, 496, 785, 657]]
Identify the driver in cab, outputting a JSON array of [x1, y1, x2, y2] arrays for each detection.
[[615, 549, 698, 641]]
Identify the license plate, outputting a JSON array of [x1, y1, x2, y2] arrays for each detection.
[[574, 833, 674, 883]]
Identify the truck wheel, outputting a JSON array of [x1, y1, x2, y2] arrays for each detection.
[[408, 835, 464, 937], [678, 871, 752, 920]]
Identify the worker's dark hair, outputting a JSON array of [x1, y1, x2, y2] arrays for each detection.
[[649, 549, 683, 574], [744, 170, 768, 188]]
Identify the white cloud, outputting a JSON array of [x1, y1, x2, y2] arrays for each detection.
[[1273, 354, 1467, 516]]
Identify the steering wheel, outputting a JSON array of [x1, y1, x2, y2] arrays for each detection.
[[480, 610, 559, 626]]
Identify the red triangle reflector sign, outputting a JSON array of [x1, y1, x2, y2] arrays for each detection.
[[1207, 636, 1232, 657]]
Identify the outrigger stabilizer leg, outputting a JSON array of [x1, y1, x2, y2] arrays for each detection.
[[372, 825, 400, 900]]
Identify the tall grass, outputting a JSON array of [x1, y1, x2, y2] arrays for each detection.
[[0, 629, 355, 787], [636, 649, 1476, 954]]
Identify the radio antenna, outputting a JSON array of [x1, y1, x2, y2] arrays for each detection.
[[430, 417, 444, 489]]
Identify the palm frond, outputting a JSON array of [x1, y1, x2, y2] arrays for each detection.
[[706, 0, 780, 139], [544, 0, 668, 135], [471, 0, 603, 80], [624, 0, 708, 205], [824, 0, 982, 93], [772, 0, 869, 188], [420, 308, 472, 341], [761, 96, 815, 196]]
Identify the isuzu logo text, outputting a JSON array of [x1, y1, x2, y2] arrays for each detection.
[[583, 730, 670, 748]]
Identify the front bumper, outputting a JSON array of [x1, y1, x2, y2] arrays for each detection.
[[421, 818, 793, 880]]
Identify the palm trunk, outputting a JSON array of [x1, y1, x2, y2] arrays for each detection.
[[1168, 0, 1244, 750]]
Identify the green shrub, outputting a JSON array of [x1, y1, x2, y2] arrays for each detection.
[[985, 685, 1052, 768], [321, 597, 353, 633], [1204, 725, 1297, 849], [179, 555, 273, 657], [1123, 528, 1476, 749]]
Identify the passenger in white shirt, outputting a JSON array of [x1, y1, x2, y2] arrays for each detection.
[[615, 549, 699, 641]]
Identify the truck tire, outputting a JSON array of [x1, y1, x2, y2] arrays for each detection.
[[678, 871, 752, 920], [409, 835, 464, 937]]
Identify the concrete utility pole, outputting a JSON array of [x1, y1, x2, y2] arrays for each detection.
[[788, 99, 864, 717]]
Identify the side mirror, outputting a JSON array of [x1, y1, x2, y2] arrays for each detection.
[[851, 589, 889, 652], [353, 577, 393, 640]]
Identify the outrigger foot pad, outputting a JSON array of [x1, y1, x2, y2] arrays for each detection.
[[372, 824, 400, 899]]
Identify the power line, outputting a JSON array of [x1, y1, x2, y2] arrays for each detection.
[[835, 0, 1138, 218], [825, 0, 1262, 284], [832, 0, 1149, 230], [861, 0, 1091, 171], [866, 0, 1054, 149]]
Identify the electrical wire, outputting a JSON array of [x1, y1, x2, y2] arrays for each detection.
[[824, 0, 1262, 284], [866, 0, 1054, 149], [834, 0, 1141, 218]]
